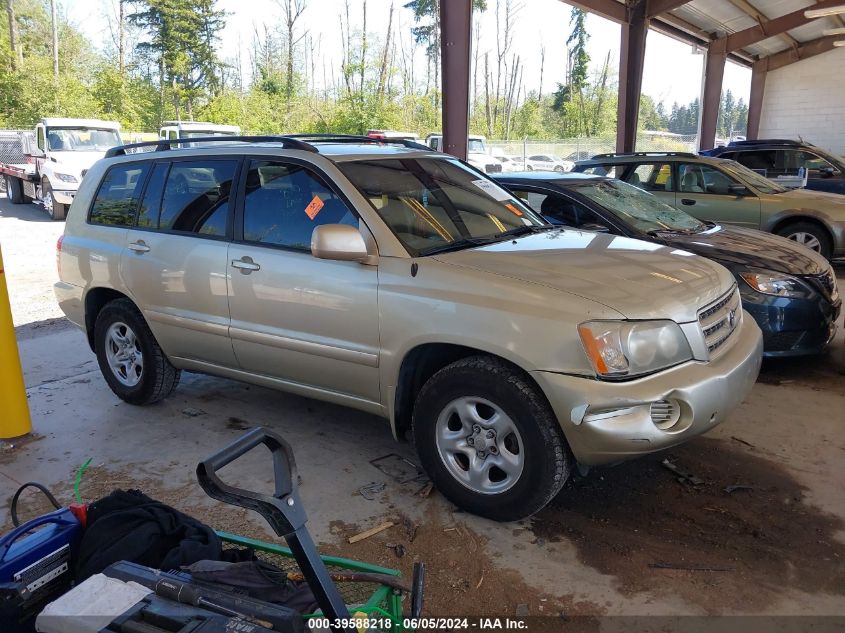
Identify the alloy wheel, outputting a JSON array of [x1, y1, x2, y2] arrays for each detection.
[[786, 231, 822, 252], [104, 321, 144, 387], [435, 396, 524, 495]]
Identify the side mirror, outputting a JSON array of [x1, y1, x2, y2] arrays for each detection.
[[579, 223, 610, 233], [728, 184, 750, 197], [819, 166, 835, 179], [311, 224, 369, 262]]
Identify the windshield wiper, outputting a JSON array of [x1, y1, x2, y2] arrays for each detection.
[[496, 224, 558, 238], [418, 236, 504, 256]]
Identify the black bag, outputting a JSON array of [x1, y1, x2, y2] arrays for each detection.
[[76, 489, 227, 581]]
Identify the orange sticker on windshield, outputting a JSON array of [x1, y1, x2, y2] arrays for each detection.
[[505, 202, 523, 217], [305, 195, 324, 220]]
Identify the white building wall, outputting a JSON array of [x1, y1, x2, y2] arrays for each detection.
[[758, 47, 845, 155]]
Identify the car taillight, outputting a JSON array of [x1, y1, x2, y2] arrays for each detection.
[[56, 235, 64, 278]]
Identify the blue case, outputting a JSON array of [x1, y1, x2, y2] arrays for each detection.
[[0, 507, 82, 629]]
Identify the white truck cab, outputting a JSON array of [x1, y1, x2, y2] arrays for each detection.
[[159, 121, 241, 143], [5, 118, 123, 220], [426, 133, 503, 174]]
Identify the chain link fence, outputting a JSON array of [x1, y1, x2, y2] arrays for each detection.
[[488, 133, 697, 162]]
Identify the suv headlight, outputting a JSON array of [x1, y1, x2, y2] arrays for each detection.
[[578, 320, 693, 379], [54, 173, 78, 183], [739, 271, 810, 298]]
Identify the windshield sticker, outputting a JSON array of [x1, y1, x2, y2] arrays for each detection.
[[504, 202, 523, 217], [472, 179, 512, 201], [305, 195, 324, 220]]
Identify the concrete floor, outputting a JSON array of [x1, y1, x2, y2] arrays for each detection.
[[1, 195, 844, 620]]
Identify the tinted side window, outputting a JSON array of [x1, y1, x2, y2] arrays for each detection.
[[242, 160, 357, 250], [735, 150, 777, 174], [89, 163, 151, 226], [137, 162, 169, 228], [579, 164, 619, 178], [159, 160, 238, 236]]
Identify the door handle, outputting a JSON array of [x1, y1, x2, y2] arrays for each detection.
[[231, 256, 260, 273], [681, 198, 696, 206], [128, 240, 150, 253]]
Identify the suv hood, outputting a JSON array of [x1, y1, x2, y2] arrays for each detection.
[[658, 225, 828, 276], [434, 230, 734, 322]]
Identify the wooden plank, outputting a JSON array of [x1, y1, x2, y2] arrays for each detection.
[[348, 521, 395, 544]]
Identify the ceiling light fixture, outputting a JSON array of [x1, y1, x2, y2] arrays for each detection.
[[822, 27, 845, 35], [805, 5, 845, 18]]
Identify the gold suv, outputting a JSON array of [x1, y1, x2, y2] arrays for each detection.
[[55, 136, 763, 520]]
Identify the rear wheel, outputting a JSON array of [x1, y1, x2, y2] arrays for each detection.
[[41, 179, 66, 221], [412, 355, 572, 521], [5, 175, 31, 204], [94, 299, 180, 405], [775, 221, 832, 259]]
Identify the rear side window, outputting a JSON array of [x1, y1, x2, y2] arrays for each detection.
[[158, 160, 238, 236], [137, 162, 169, 228], [89, 163, 151, 226], [242, 160, 357, 250], [579, 164, 619, 178], [627, 163, 673, 192]]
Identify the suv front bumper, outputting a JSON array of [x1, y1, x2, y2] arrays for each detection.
[[532, 314, 763, 466]]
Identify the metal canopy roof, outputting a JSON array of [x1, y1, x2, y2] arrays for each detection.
[[568, 0, 845, 67]]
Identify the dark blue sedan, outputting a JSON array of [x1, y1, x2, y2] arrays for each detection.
[[495, 172, 841, 357]]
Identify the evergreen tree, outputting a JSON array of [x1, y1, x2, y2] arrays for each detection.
[[128, 0, 226, 119]]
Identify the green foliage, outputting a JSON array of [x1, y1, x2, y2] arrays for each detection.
[[0, 0, 733, 145], [566, 8, 589, 92], [128, 0, 226, 115]]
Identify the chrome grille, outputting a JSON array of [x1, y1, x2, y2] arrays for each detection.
[[698, 286, 741, 358]]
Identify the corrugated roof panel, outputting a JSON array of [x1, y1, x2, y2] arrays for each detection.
[[749, 0, 816, 20], [674, 1, 759, 35]]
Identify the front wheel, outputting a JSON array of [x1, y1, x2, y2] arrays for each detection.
[[775, 221, 832, 259], [412, 356, 572, 521], [94, 298, 181, 405], [41, 179, 67, 221]]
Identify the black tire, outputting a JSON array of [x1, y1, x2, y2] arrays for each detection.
[[5, 175, 30, 204], [94, 298, 180, 405], [412, 355, 572, 521], [41, 179, 67, 221], [775, 220, 832, 259]]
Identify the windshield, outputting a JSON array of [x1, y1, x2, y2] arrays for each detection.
[[571, 180, 706, 233], [719, 160, 787, 194], [46, 127, 121, 151], [182, 130, 238, 138], [468, 139, 486, 153], [339, 157, 547, 255]]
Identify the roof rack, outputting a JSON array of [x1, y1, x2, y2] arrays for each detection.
[[590, 151, 698, 159], [727, 139, 804, 147], [284, 133, 432, 151], [104, 135, 319, 158]]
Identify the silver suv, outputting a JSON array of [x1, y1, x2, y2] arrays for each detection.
[[54, 136, 764, 520]]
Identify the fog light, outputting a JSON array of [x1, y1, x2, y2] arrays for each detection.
[[650, 400, 681, 430]]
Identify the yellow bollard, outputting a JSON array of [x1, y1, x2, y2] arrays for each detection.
[[0, 243, 32, 439]]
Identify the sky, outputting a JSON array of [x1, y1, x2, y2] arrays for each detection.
[[67, 0, 752, 109]]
